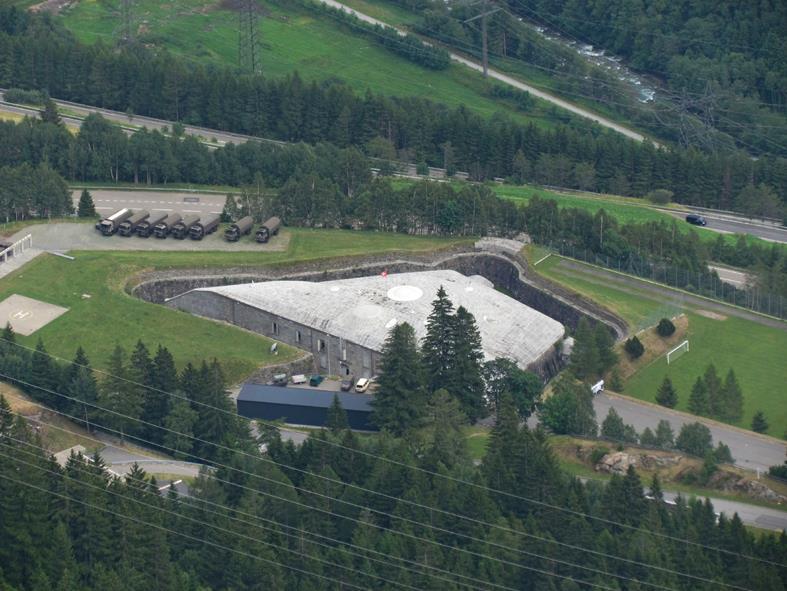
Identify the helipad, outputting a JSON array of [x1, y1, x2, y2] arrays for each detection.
[[0, 294, 69, 336]]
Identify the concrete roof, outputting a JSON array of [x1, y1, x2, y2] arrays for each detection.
[[184, 270, 564, 368], [239, 384, 372, 412]]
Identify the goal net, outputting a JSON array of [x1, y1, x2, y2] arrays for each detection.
[[666, 340, 689, 365]]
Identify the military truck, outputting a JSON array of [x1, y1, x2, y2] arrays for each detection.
[[224, 216, 254, 242], [153, 212, 182, 238], [255, 216, 281, 243], [171, 214, 200, 240], [136, 212, 169, 238], [189, 213, 221, 240], [99, 208, 133, 236], [118, 210, 150, 237]]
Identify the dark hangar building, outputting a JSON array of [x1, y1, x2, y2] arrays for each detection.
[[237, 383, 376, 431]]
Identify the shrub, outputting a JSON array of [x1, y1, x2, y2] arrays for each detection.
[[646, 189, 674, 205], [590, 446, 610, 465], [624, 336, 644, 359], [676, 422, 713, 457], [656, 318, 675, 337], [4, 87, 46, 105]]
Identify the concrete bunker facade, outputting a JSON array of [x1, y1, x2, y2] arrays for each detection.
[[167, 270, 565, 379]]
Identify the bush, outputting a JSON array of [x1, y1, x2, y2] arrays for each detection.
[[4, 88, 46, 105], [676, 422, 713, 457], [656, 318, 675, 337], [646, 189, 674, 205], [624, 336, 644, 359], [590, 446, 610, 465], [768, 463, 787, 479]]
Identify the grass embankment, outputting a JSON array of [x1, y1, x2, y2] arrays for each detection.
[[0, 228, 468, 383], [527, 248, 787, 437], [59, 0, 564, 129]]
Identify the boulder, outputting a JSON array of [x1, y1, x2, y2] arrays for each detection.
[[596, 452, 636, 475]]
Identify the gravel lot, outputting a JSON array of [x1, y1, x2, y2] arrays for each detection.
[[12, 223, 289, 252]]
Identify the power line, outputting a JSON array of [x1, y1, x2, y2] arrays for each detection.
[[1, 364, 781, 577], [0, 469, 376, 590], [0, 433, 517, 591], [0, 388, 682, 591], [3, 339, 782, 567]]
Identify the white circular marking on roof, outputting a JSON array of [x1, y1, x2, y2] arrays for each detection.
[[387, 285, 423, 302], [329, 286, 340, 292], [385, 318, 397, 329], [465, 286, 474, 292], [353, 304, 384, 319]]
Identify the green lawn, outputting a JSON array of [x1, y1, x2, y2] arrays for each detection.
[[0, 228, 468, 383], [534, 254, 787, 437], [58, 0, 563, 128]]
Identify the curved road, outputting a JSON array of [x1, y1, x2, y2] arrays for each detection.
[[318, 0, 651, 144]]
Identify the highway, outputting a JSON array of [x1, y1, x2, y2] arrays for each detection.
[[664, 208, 787, 243], [708, 265, 750, 288], [72, 189, 225, 215]]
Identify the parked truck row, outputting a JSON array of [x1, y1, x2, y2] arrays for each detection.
[[97, 209, 282, 243]]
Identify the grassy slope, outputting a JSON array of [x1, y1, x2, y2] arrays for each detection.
[[59, 0, 564, 128], [0, 228, 467, 382], [529, 251, 787, 437]]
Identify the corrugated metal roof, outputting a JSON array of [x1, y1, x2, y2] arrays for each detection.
[[238, 383, 372, 412]]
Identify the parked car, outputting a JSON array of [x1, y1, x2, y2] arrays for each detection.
[[340, 377, 354, 392], [685, 214, 707, 226], [271, 373, 288, 387], [309, 374, 324, 387], [291, 374, 307, 385], [355, 377, 370, 393]]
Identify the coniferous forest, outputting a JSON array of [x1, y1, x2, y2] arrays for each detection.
[[1, 323, 786, 591]]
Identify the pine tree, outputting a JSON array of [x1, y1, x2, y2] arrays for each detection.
[[421, 286, 455, 392], [703, 364, 722, 417], [571, 317, 600, 380], [751, 410, 768, 434], [601, 407, 625, 441], [593, 323, 617, 375], [30, 337, 59, 408], [654, 419, 674, 449], [688, 377, 708, 416], [655, 376, 678, 408], [68, 365, 98, 431], [718, 369, 744, 422], [97, 345, 142, 441], [447, 306, 485, 423], [539, 376, 597, 437], [639, 427, 656, 446], [371, 322, 427, 435], [77, 189, 96, 217], [41, 98, 61, 126], [326, 394, 349, 433], [163, 399, 197, 460], [0, 394, 13, 437]]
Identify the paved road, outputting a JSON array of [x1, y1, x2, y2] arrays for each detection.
[[663, 209, 787, 243], [318, 0, 651, 144], [72, 189, 226, 215], [98, 444, 202, 478], [594, 393, 786, 473], [663, 492, 787, 532]]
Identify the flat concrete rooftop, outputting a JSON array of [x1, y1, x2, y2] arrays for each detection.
[[173, 270, 564, 369]]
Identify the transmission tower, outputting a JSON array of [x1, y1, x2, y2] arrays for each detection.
[[238, 0, 262, 75], [120, 0, 133, 44], [464, 1, 501, 78]]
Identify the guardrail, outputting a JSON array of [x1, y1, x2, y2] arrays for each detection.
[[0, 234, 32, 263]]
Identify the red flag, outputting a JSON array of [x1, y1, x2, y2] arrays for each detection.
[[381, 269, 388, 278]]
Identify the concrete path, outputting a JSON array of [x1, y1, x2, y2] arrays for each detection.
[[317, 0, 651, 144], [661, 491, 787, 532], [0, 247, 42, 279]]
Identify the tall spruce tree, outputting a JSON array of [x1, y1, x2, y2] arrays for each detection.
[[371, 322, 427, 435], [593, 323, 617, 375], [420, 286, 455, 392], [718, 369, 744, 422], [655, 376, 678, 408], [76, 189, 96, 217], [751, 411, 768, 434], [539, 376, 597, 437], [601, 407, 625, 441], [447, 306, 486, 423], [326, 394, 349, 433], [688, 376, 708, 416], [654, 419, 675, 449], [703, 364, 722, 418], [30, 337, 59, 409], [97, 345, 142, 441], [571, 318, 600, 380]]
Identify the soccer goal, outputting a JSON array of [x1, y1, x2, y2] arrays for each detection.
[[666, 340, 689, 364]]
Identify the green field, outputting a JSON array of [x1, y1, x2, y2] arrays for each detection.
[[533, 253, 787, 437], [58, 0, 565, 128], [0, 228, 467, 382]]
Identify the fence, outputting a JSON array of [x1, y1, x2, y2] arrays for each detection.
[[545, 241, 786, 320], [0, 234, 32, 263]]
